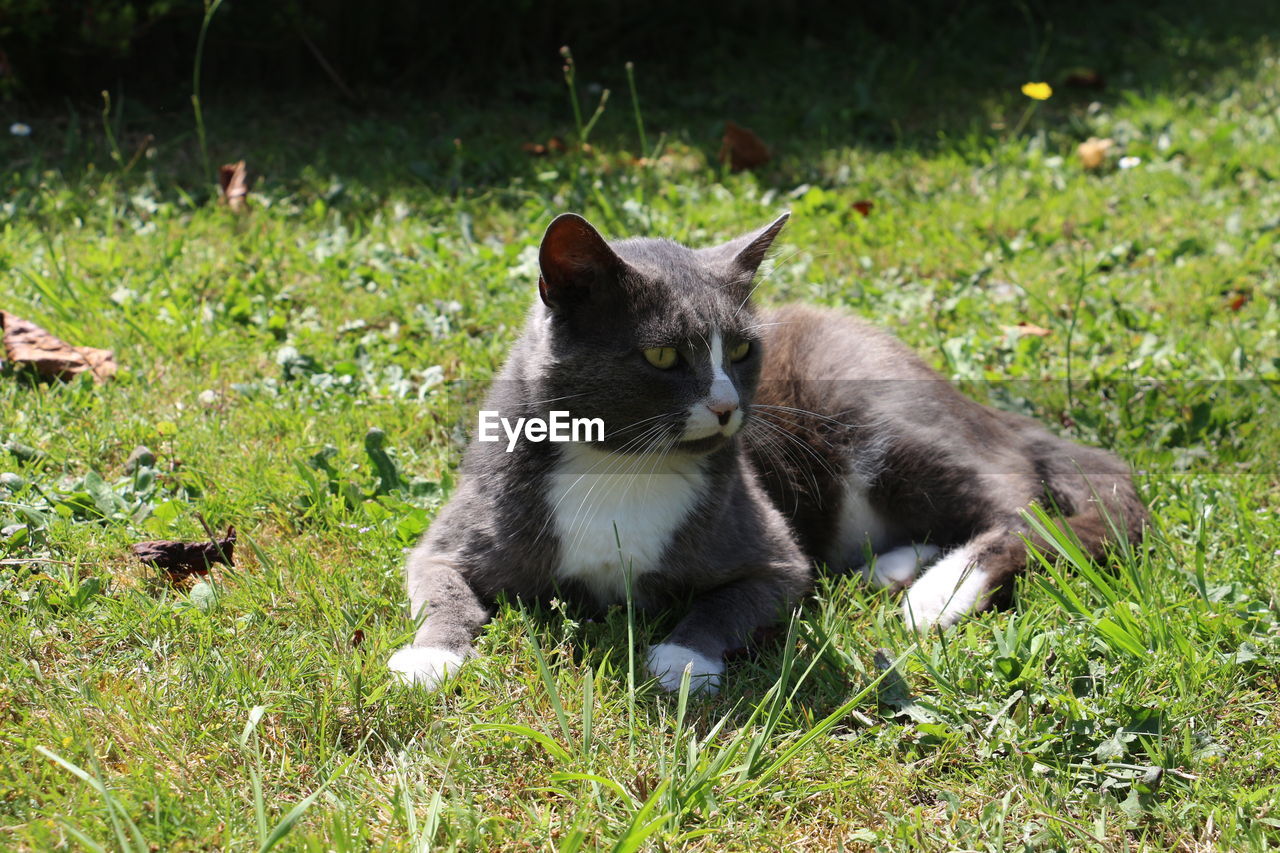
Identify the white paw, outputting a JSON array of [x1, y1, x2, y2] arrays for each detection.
[[902, 545, 990, 630], [646, 643, 724, 694], [387, 646, 465, 691], [868, 543, 942, 589]]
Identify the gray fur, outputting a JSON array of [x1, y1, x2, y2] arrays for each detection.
[[396, 213, 810, 688], [395, 213, 1147, 690], [749, 304, 1146, 620]]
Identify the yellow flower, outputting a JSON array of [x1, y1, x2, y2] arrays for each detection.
[[1021, 82, 1053, 101]]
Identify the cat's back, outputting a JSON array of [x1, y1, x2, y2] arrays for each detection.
[[748, 302, 1029, 565], [756, 302, 1032, 447], [759, 303, 937, 383]]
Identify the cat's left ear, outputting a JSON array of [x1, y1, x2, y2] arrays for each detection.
[[538, 213, 629, 310], [703, 212, 790, 279]]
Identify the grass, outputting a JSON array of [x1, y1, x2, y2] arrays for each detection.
[[2, 4, 1280, 849]]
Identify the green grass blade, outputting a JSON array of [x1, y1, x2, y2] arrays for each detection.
[[582, 664, 594, 760], [549, 772, 634, 803], [526, 626, 573, 744], [37, 746, 147, 853], [256, 754, 355, 853], [742, 645, 916, 788], [474, 723, 571, 762]]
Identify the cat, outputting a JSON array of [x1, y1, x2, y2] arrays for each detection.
[[388, 212, 812, 694], [750, 304, 1146, 627], [387, 212, 1146, 694]]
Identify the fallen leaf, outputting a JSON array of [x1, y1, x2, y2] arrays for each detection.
[[522, 137, 566, 157], [1, 311, 117, 382], [852, 200, 874, 217], [630, 773, 658, 801], [1063, 69, 1106, 91], [133, 526, 236, 577], [218, 160, 250, 212], [1077, 137, 1114, 171], [718, 120, 770, 172], [1002, 322, 1053, 337]]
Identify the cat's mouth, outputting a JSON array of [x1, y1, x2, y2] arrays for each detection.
[[674, 432, 734, 455]]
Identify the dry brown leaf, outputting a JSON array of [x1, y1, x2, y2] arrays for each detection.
[[1063, 69, 1105, 91], [1, 311, 117, 382], [523, 137, 567, 157], [718, 121, 771, 172], [1001, 322, 1053, 338], [132, 527, 236, 578], [218, 160, 250, 212], [1077, 137, 1114, 171]]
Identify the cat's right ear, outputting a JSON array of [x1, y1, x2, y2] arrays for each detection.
[[538, 214, 627, 310], [726, 211, 790, 276], [698, 211, 791, 282]]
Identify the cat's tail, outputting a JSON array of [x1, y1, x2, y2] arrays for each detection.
[[1034, 440, 1149, 552], [902, 445, 1147, 630]]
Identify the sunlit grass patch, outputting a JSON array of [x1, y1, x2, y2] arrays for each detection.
[[3, 6, 1280, 849]]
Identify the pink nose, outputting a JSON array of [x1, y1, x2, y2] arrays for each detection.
[[707, 402, 737, 426]]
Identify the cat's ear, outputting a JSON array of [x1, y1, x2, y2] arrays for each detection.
[[705, 212, 790, 278], [538, 214, 627, 309]]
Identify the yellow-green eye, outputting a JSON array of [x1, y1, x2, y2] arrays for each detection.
[[644, 346, 678, 369], [729, 341, 751, 362]]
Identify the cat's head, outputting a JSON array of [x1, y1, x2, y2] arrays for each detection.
[[533, 212, 788, 456]]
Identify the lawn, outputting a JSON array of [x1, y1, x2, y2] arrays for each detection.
[[2, 5, 1280, 850]]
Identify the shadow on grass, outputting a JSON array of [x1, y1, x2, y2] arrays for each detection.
[[6, 0, 1280, 205]]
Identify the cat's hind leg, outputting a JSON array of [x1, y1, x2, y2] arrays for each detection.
[[901, 528, 1028, 630], [865, 543, 942, 590], [389, 556, 491, 690], [901, 543, 990, 629], [902, 480, 1147, 631]]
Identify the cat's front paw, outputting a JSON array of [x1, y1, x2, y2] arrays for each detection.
[[646, 643, 724, 694], [388, 646, 466, 691]]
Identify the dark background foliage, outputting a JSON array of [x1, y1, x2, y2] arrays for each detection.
[[5, 0, 1276, 106], [3, 0, 1279, 198], [14, 0, 915, 97]]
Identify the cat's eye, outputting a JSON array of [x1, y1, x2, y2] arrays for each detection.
[[644, 346, 679, 370], [729, 341, 751, 362]]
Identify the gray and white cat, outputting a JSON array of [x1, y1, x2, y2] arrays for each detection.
[[387, 213, 1145, 694]]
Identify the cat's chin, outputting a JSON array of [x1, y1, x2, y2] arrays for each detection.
[[673, 434, 734, 456]]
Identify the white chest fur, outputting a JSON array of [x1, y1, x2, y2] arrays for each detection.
[[547, 443, 707, 604], [831, 466, 892, 569]]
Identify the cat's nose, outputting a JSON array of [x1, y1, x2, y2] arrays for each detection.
[[707, 402, 737, 426]]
